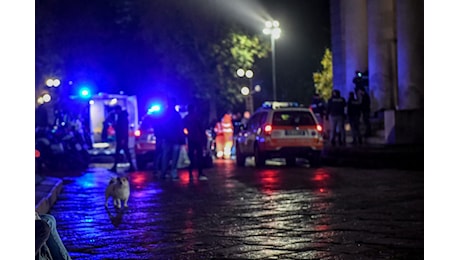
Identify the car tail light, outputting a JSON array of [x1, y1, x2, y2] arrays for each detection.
[[184, 128, 188, 135], [134, 130, 141, 137], [316, 125, 323, 132], [263, 124, 273, 135], [35, 149, 40, 158]]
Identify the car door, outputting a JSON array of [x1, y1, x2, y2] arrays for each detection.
[[238, 113, 258, 154], [246, 112, 267, 154]]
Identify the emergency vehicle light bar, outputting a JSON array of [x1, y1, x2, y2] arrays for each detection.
[[261, 101, 300, 109]]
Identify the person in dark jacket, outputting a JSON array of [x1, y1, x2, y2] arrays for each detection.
[[310, 93, 326, 125], [327, 89, 347, 146], [183, 103, 208, 181], [110, 105, 135, 172], [159, 97, 186, 181], [347, 91, 363, 145], [357, 87, 371, 137]]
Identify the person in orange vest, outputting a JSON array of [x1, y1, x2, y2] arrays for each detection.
[[214, 113, 234, 159]]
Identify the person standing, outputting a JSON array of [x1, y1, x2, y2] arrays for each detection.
[[347, 91, 363, 145], [240, 111, 251, 128], [110, 105, 135, 172], [213, 119, 224, 159], [327, 89, 347, 146], [183, 103, 208, 181], [220, 113, 234, 159], [160, 98, 186, 181], [357, 87, 371, 137], [310, 93, 326, 125]]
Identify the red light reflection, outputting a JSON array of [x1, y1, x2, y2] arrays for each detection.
[[130, 172, 148, 189], [259, 169, 280, 195], [311, 169, 330, 182], [312, 169, 330, 194]]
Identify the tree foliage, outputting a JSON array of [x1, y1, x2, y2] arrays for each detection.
[[36, 0, 271, 120], [312, 48, 333, 100], [212, 32, 269, 106]]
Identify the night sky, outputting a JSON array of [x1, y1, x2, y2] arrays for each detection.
[[35, 0, 331, 113]]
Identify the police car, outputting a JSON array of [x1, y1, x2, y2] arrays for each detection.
[[234, 101, 324, 167]]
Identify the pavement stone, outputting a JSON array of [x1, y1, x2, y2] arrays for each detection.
[[35, 143, 423, 215], [34, 142, 423, 259]]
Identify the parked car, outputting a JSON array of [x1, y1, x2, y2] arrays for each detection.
[[234, 101, 324, 168], [134, 114, 157, 170]]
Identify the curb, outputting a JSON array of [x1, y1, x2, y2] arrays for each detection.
[[35, 176, 64, 215], [321, 146, 424, 170]]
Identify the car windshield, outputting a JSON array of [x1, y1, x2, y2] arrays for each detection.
[[272, 111, 316, 126]]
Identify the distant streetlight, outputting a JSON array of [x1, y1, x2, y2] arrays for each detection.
[[263, 20, 281, 101], [237, 68, 261, 114], [46, 78, 61, 87]]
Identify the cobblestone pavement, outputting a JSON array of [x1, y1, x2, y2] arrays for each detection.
[[49, 159, 423, 259]]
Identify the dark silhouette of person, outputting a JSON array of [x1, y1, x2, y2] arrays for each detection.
[[110, 105, 135, 172], [347, 91, 363, 145], [327, 89, 347, 146], [159, 97, 186, 181], [311, 93, 326, 121], [183, 103, 208, 181], [147, 112, 165, 177], [356, 87, 371, 137]]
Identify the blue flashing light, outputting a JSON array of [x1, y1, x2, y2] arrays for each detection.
[[79, 87, 91, 98], [147, 104, 162, 114]]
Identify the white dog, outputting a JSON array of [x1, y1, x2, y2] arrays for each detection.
[[105, 177, 130, 208]]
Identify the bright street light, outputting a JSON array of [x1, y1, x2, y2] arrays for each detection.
[[46, 78, 61, 87], [245, 70, 253, 78], [42, 93, 51, 102], [237, 68, 259, 113], [241, 86, 250, 96], [263, 20, 281, 101]]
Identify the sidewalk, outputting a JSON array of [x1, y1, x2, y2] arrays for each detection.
[[35, 174, 64, 214]]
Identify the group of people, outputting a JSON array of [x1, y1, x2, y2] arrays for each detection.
[[151, 98, 209, 181], [312, 87, 371, 146]]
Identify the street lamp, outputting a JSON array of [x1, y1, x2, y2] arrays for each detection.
[[237, 68, 262, 114], [46, 78, 61, 88], [263, 20, 281, 101], [237, 68, 255, 113]]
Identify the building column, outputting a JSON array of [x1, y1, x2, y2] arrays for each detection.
[[396, 0, 424, 110], [330, 0, 368, 97], [367, 0, 397, 112], [343, 0, 368, 96]]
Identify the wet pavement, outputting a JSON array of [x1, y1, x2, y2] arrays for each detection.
[[47, 159, 424, 259]]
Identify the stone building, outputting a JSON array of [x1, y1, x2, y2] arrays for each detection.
[[329, 0, 423, 144]]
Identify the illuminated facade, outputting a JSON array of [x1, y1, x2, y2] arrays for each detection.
[[329, 0, 423, 144]]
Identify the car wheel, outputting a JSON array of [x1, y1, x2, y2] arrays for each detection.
[[285, 157, 296, 167], [254, 145, 266, 168], [235, 144, 246, 167], [309, 152, 322, 168]]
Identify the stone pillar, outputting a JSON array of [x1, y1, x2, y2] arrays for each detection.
[[367, 0, 397, 112], [330, 0, 368, 97], [343, 0, 368, 96], [330, 0, 345, 96], [396, 0, 424, 110]]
